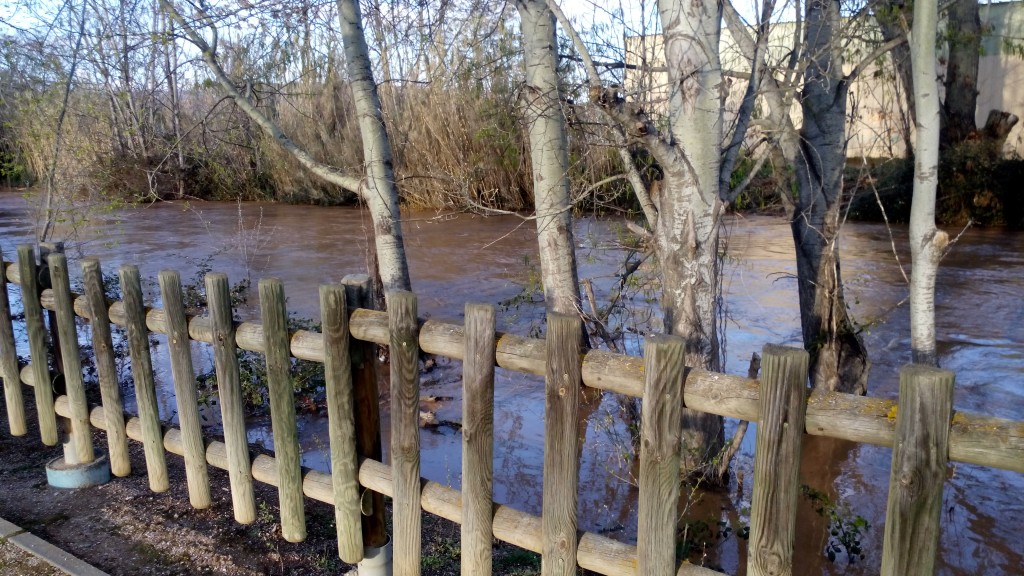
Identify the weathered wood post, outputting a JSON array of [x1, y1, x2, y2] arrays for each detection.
[[158, 270, 211, 508], [542, 313, 582, 576], [258, 278, 306, 543], [747, 344, 809, 576], [206, 272, 256, 524], [119, 264, 169, 492], [388, 289, 421, 576], [880, 364, 954, 576], [48, 253, 95, 465], [81, 258, 131, 477], [346, 274, 389, 553], [637, 334, 686, 576], [319, 283, 364, 563], [461, 303, 496, 576], [16, 244, 57, 445], [0, 248, 27, 436]]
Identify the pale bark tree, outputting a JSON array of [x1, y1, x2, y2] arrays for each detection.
[[549, 0, 775, 479], [516, 0, 583, 317], [162, 0, 411, 296], [908, 0, 945, 366]]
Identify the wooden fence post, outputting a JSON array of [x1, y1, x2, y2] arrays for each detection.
[[542, 313, 582, 576], [48, 253, 95, 464], [747, 344, 809, 576], [119, 265, 169, 492], [205, 272, 256, 524], [158, 270, 211, 508], [461, 303, 496, 576], [319, 283, 363, 563], [0, 248, 27, 436], [880, 364, 954, 576], [637, 334, 686, 576], [16, 245, 57, 445], [258, 278, 306, 543], [342, 274, 388, 550], [81, 258, 131, 476], [388, 289, 421, 576]]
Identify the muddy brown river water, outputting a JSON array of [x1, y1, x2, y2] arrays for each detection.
[[1, 193, 1022, 575]]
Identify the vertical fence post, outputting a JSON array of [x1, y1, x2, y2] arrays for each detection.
[[388, 290, 421, 576], [205, 272, 256, 524], [542, 313, 582, 576], [48, 253, 95, 464], [0, 249, 27, 436], [158, 270, 211, 509], [880, 364, 954, 576], [343, 274, 389, 565], [258, 278, 306, 543], [319, 283, 364, 563], [119, 265, 169, 492], [461, 303, 496, 576], [747, 344, 809, 576], [637, 334, 686, 576], [16, 245, 57, 445], [81, 258, 131, 476]]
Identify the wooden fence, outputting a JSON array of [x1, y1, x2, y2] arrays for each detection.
[[0, 244, 1022, 576]]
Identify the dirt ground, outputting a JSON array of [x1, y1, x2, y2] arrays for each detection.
[[0, 399, 541, 576]]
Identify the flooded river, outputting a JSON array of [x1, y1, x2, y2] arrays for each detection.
[[1, 193, 1021, 575]]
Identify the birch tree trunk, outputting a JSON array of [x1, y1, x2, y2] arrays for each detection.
[[909, 0, 945, 366], [791, 0, 869, 394], [656, 0, 725, 477], [337, 0, 412, 297], [517, 0, 582, 317]]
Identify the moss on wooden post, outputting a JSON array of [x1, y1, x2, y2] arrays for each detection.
[[880, 364, 954, 576]]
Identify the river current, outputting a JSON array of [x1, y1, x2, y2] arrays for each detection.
[[1, 193, 1021, 575]]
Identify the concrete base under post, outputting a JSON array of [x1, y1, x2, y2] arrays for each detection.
[[46, 453, 111, 489], [350, 537, 392, 576]]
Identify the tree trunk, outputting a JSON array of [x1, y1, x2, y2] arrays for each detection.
[[337, 0, 412, 298], [941, 0, 981, 147], [517, 0, 583, 317], [909, 0, 944, 366], [875, 0, 915, 153], [792, 0, 869, 394], [656, 0, 725, 479]]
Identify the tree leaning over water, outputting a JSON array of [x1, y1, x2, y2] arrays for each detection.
[[162, 0, 412, 298]]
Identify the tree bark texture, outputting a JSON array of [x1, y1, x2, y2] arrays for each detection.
[[656, 0, 725, 476], [337, 0, 412, 297], [941, 0, 981, 147], [909, 0, 945, 366], [517, 0, 583, 317], [792, 0, 869, 395]]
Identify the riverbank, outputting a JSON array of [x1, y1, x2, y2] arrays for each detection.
[[0, 397, 542, 576]]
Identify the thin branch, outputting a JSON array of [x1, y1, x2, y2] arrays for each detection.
[[161, 0, 363, 194]]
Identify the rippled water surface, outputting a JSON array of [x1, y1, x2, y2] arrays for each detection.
[[1, 193, 1021, 575]]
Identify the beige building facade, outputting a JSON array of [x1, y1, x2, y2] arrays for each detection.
[[623, 1, 1024, 159]]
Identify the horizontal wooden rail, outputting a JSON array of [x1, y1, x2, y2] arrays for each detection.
[[26, 390, 727, 576], [4, 262, 1023, 474]]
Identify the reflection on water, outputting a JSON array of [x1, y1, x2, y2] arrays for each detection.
[[1, 192, 1022, 575]]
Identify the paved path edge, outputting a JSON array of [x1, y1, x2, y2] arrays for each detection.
[[0, 516, 109, 576]]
